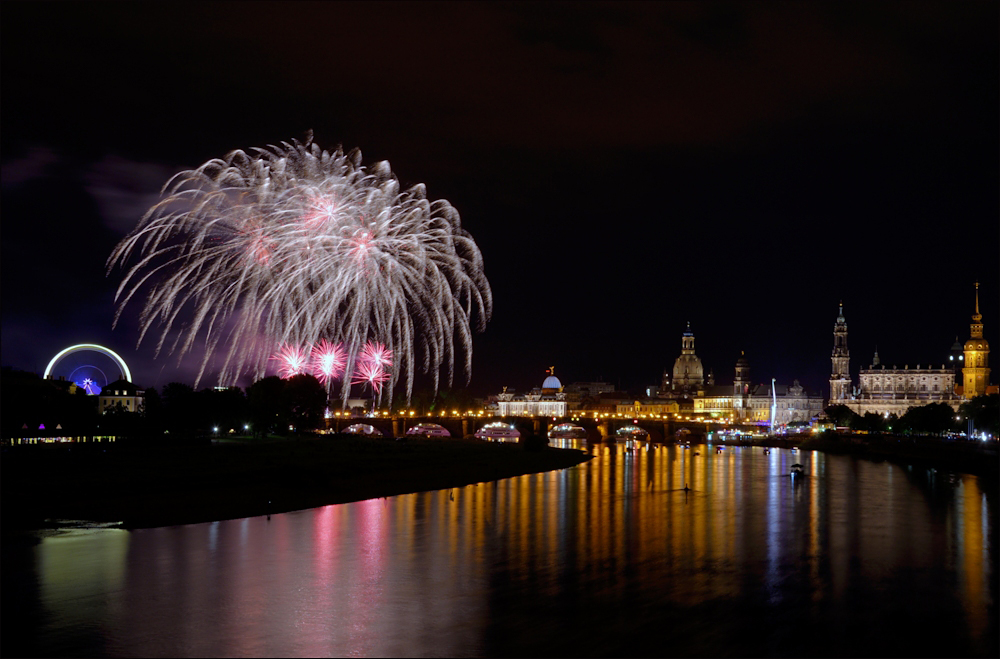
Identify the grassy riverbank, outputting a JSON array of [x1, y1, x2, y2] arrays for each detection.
[[1, 435, 591, 531], [710, 432, 998, 480]]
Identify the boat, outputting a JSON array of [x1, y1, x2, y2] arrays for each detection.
[[790, 463, 804, 476], [475, 422, 520, 441], [406, 423, 452, 438]]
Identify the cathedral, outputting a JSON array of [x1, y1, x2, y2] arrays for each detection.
[[829, 283, 992, 417], [662, 323, 825, 426]]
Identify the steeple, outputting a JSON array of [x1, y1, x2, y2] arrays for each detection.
[[830, 301, 851, 400], [681, 321, 695, 352], [970, 282, 983, 337], [873, 345, 880, 367], [962, 282, 990, 398]]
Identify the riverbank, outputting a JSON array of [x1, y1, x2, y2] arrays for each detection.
[[708, 432, 998, 480], [1, 435, 591, 531]]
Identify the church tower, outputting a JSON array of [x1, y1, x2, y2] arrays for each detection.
[[830, 302, 851, 401], [734, 352, 750, 420], [962, 282, 990, 398]]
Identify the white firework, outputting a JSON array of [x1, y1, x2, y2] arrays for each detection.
[[107, 134, 492, 406]]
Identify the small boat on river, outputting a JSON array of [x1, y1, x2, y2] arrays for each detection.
[[790, 463, 804, 476]]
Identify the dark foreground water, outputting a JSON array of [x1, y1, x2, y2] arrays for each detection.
[[3, 442, 997, 657]]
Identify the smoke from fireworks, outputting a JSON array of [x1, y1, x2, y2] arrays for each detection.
[[108, 133, 492, 405]]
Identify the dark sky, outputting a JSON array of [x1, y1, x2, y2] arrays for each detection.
[[2, 1, 997, 398]]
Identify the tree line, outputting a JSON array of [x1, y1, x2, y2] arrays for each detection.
[[824, 394, 998, 436], [1, 367, 483, 440]]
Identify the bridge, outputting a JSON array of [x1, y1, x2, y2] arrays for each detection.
[[326, 414, 735, 442]]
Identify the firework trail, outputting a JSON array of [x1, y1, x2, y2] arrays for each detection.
[[108, 133, 492, 405]]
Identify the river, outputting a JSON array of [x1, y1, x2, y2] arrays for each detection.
[[2, 441, 996, 657]]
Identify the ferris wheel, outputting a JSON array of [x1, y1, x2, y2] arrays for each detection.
[[43, 344, 132, 395]]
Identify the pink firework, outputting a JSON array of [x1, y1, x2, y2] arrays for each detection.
[[351, 359, 390, 394], [300, 193, 341, 230], [310, 340, 346, 384], [360, 341, 393, 369], [272, 344, 309, 379]]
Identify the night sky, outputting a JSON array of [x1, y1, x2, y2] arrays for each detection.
[[2, 1, 997, 398]]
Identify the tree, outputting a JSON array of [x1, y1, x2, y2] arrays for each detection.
[[162, 382, 197, 435], [101, 402, 144, 438], [198, 386, 248, 434], [284, 374, 326, 431], [852, 412, 888, 433], [898, 403, 957, 435], [0, 367, 98, 435], [247, 376, 286, 437], [958, 394, 999, 437], [824, 404, 859, 429]]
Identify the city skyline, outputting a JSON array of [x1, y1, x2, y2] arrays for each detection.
[[2, 2, 997, 398]]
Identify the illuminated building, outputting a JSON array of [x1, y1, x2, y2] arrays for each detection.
[[497, 369, 568, 417], [829, 302, 968, 416], [829, 303, 851, 402], [562, 381, 615, 411], [615, 399, 680, 416], [693, 354, 824, 424], [97, 378, 145, 415], [962, 282, 992, 398], [665, 322, 704, 394]]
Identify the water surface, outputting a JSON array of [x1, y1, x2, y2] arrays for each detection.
[[3, 443, 996, 656]]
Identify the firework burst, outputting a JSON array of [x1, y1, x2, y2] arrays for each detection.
[[108, 133, 492, 405], [352, 359, 390, 393], [273, 344, 309, 379], [310, 339, 346, 385], [360, 341, 393, 370]]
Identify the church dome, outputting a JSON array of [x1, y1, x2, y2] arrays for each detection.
[[542, 375, 562, 390], [672, 354, 704, 386], [964, 338, 989, 351]]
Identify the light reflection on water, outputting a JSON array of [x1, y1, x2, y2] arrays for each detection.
[[3, 443, 996, 657]]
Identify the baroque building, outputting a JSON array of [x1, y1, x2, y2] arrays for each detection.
[[666, 322, 704, 393], [693, 353, 825, 425], [497, 369, 568, 417], [829, 300, 968, 417]]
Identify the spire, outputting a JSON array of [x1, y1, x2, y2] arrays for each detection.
[[970, 282, 984, 338], [873, 345, 880, 367]]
